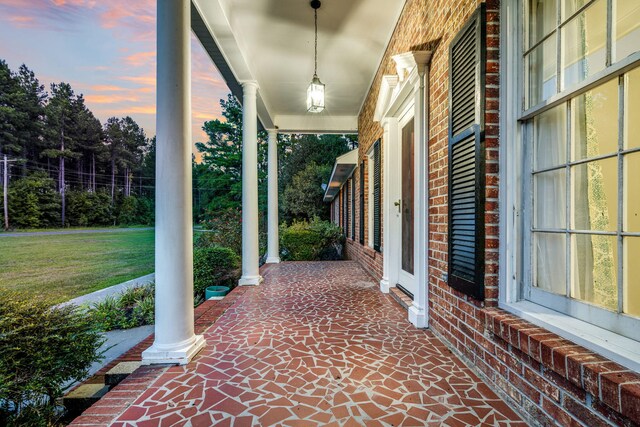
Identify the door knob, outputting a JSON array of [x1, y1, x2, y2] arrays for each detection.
[[394, 200, 401, 213]]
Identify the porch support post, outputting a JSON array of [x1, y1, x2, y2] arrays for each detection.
[[380, 118, 400, 294], [266, 129, 280, 263], [239, 81, 262, 285], [142, 0, 205, 365], [408, 56, 430, 329]]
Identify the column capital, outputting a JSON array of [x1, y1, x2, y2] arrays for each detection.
[[267, 129, 278, 138], [240, 80, 259, 91]]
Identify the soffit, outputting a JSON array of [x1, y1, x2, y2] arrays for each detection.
[[192, 0, 406, 133]]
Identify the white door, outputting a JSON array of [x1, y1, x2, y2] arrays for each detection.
[[397, 116, 416, 297]]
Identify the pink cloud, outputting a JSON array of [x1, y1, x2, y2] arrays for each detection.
[[91, 84, 126, 91], [124, 51, 155, 67], [84, 94, 140, 104]]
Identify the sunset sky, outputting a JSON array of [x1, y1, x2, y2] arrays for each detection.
[[0, 0, 230, 156]]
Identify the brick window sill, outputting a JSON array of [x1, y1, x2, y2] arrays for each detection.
[[483, 306, 640, 424]]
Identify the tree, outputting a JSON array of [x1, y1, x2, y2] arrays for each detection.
[[43, 82, 81, 226], [0, 60, 23, 158], [103, 116, 146, 202], [194, 94, 267, 219], [283, 162, 332, 220], [14, 65, 46, 177]]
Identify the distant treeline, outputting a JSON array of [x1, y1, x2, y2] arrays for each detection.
[[0, 60, 155, 229]]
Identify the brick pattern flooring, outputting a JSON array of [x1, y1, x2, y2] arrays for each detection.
[[72, 261, 527, 426], [69, 288, 248, 426]]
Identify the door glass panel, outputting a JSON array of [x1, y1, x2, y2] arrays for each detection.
[[571, 234, 618, 311], [401, 118, 415, 274]]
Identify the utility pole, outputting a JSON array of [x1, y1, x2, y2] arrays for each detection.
[[2, 155, 19, 231]]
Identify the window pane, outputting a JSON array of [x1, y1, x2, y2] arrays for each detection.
[[614, 0, 640, 62], [624, 151, 640, 232], [571, 234, 618, 311], [526, 34, 558, 108], [572, 158, 618, 231], [563, 0, 590, 19], [534, 104, 567, 170], [623, 237, 640, 317], [534, 169, 567, 228], [572, 79, 619, 161], [562, 0, 607, 90], [528, 0, 557, 48], [625, 67, 640, 150], [534, 232, 567, 294]]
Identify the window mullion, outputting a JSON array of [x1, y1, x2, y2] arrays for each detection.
[[617, 74, 624, 314], [606, 0, 613, 67], [565, 100, 572, 299], [556, 0, 562, 94]]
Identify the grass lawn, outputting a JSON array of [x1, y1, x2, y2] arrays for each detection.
[[0, 229, 155, 304]]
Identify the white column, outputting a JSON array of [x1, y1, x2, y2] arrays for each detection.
[[382, 118, 400, 293], [239, 81, 262, 285], [266, 129, 280, 263], [408, 61, 430, 329], [142, 0, 205, 365]]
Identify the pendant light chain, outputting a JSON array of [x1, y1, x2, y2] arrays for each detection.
[[314, 7, 318, 76]]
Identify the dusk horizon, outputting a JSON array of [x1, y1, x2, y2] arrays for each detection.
[[0, 0, 230, 155]]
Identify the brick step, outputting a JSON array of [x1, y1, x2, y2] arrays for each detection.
[[105, 361, 141, 387], [63, 383, 110, 419], [389, 287, 413, 310]]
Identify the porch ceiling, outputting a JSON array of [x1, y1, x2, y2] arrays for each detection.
[[191, 0, 407, 133]]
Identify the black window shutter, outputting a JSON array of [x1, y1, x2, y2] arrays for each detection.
[[359, 162, 365, 245], [447, 4, 486, 301], [345, 180, 350, 237], [342, 187, 347, 236], [373, 140, 381, 252], [351, 178, 355, 240]]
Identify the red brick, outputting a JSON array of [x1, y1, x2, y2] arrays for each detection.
[[620, 382, 640, 424]]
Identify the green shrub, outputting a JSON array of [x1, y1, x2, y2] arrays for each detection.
[[89, 284, 155, 331], [116, 195, 138, 225], [193, 246, 240, 298], [0, 292, 104, 425], [199, 208, 242, 255], [4, 172, 61, 228], [65, 190, 114, 227], [280, 218, 345, 261]]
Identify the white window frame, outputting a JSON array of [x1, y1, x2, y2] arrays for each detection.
[[500, 0, 640, 371], [367, 148, 375, 248]]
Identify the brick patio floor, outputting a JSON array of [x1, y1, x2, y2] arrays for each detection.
[[73, 261, 527, 426]]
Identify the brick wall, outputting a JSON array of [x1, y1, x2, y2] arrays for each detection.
[[352, 0, 640, 425]]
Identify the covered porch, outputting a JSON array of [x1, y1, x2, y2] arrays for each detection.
[[71, 261, 525, 426]]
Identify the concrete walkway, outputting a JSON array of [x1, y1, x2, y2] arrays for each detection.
[[71, 261, 526, 426], [0, 227, 153, 238], [60, 273, 155, 308]]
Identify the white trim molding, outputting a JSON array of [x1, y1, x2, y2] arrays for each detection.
[[374, 50, 432, 328]]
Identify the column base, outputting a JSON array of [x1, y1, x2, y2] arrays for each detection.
[[239, 275, 263, 286], [379, 278, 390, 293], [265, 257, 281, 264], [141, 334, 205, 366], [408, 305, 428, 329]]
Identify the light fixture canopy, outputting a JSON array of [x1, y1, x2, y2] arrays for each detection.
[[306, 0, 325, 113]]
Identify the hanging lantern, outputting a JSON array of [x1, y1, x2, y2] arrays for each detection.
[[307, 74, 325, 113], [306, 0, 325, 113]]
